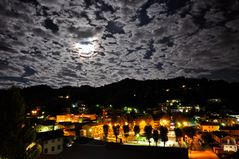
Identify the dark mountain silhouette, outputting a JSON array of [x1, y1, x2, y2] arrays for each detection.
[[1, 77, 238, 114]]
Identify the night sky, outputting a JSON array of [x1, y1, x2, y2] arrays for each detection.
[[0, 0, 239, 88]]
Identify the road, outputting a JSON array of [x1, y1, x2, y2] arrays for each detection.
[[189, 150, 219, 159]]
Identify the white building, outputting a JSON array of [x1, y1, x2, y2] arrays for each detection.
[[42, 137, 63, 154], [223, 144, 237, 152], [37, 130, 64, 155], [222, 136, 237, 152]]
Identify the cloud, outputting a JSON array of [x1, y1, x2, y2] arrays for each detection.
[[67, 26, 102, 39], [226, 19, 239, 31], [0, 0, 238, 88], [106, 21, 125, 34]]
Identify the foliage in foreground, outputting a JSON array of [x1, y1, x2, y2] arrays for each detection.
[[0, 88, 41, 159]]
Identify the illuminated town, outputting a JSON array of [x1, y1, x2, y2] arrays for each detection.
[[1, 78, 236, 159]]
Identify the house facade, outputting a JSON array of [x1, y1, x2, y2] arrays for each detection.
[[200, 122, 220, 132], [37, 130, 64, 155], [42, 137, 63, 154]]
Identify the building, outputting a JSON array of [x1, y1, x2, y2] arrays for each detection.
[[34, 120, 62, 133], [212, 131, 229, 143], [80, 123, 104, 139], [220, 125, 239, 137], [201, 113, 237, 127], [221, 136, 237, 152], [211, 132, 237, 152], [200, 122, 220, 132], [223, 144, 237, 152], [56, 114, 97, 123], [37, 130, 64, 155]]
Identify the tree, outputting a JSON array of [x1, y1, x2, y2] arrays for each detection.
[[144, 125, 152, 146], [174, 128, 183, 147], [182, 127, 195, 150], [0, 87, 40, 159], [103, 124, 109, 141], [201, 132, 214, 146], [160, 126, 168, 147], [134, 125, 140, 143], [123, 124, 130, 142], [113, 125, 120, 143], [183, 127, 196, 139], [153, 129, 159, 146], [134, 125, 140, 135], [183, 126, 196, 147]]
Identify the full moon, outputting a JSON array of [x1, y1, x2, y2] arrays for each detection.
[[73, 38, 97, 57]]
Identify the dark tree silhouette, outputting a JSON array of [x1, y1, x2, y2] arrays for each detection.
[[0, 87, 41, 159], [134, 125, 140, 135], [113, 125, 120, 143], [183, 127, 196, 139], [201, 132, 214, 146], [144, 125, 152, 146], [153, 129, 159, 146], [183, 127, 197, 149], [123, 124, 130, 142], [174, 128, 183, 147], [160, 126, 168, 147], [134, 125, 140, 143], [103, 124, 109, 141]]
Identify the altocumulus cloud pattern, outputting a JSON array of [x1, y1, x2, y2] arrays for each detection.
[[0, 0, 239, 88]]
